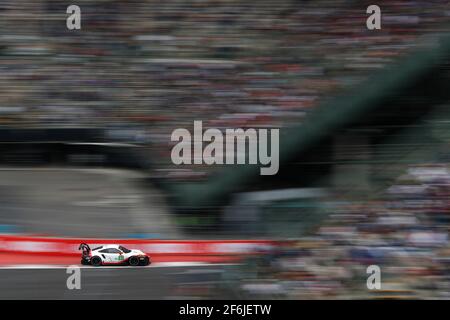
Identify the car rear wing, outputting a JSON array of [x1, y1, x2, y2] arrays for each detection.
[[78, 243, 91, 257]]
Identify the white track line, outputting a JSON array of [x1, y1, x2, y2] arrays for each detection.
[[0, 262, 237, 270]]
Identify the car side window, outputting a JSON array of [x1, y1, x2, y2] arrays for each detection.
[[98, 248, 122, 254]]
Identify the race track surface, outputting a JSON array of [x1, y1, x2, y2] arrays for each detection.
[[0, 264, 232, 299]]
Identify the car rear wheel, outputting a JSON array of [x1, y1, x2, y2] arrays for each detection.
[[129, 256, 139, 266], [91, 256, 102, 266]]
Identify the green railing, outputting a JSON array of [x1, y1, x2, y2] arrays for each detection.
[[168, 33, 450, 208]]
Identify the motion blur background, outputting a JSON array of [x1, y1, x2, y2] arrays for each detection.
[[0, 0, 450, 299]]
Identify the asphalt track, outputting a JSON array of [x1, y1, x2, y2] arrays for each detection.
[[0, 264, 234, 299]]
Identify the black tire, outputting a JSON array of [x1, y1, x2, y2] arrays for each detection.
[[140, 256, 150, 266], [91, 256, 102, 266], [81, 258, 89, 265], [129, 256, 139, 266]]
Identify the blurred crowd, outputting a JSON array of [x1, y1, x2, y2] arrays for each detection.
[[0, 0, 449, 179], [238, 163, 450, 299]]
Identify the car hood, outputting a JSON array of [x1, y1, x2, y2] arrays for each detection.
[[130, 249, 145, 255]]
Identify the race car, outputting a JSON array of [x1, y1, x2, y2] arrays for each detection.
[[79, 243, 151, 266]]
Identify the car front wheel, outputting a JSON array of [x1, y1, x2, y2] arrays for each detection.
[[140, 256, 150, 266]]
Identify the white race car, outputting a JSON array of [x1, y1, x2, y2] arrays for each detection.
[[79, 243, 151, 266]]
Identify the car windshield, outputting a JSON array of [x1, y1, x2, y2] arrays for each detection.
[[119, 246, 131, 253]]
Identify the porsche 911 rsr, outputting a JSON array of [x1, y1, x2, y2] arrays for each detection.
[[79, 243, 151, 266]]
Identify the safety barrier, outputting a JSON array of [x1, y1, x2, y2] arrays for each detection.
[[0, 235, 277, 257]]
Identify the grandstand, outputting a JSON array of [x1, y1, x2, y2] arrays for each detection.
[[0, 0, 449, 229]]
